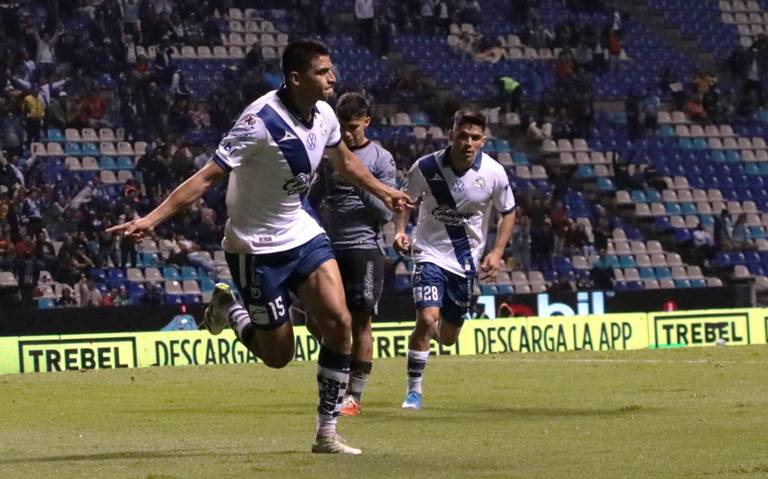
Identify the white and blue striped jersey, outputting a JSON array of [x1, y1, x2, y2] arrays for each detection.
[[212, 86, 342, 254], [403, 148, 516, 278]]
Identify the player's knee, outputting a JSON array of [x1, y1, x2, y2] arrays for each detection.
[[319, 309, 352, 345], [413, 312, 439, 337], [439, 330, 459, 346], [261, 349, 293, 369]]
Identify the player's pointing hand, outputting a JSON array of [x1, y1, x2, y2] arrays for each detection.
[[105, 216, 154, 241], [384, 188, 414, 212]]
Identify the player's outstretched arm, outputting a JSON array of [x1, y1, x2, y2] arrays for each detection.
[[480, 210, 516, 280], [106, 160, 227, 239], [392, 208, 411, 254], [325, 142, 412, 212]]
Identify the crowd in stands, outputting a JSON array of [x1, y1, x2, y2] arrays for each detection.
[[1, 0, 767, 308]]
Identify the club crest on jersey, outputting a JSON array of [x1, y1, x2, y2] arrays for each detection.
[[306, 133, 317, 150], [283, 172, 312, 195], [431, 205, 472, 226], [229, 115, 260, 136], [474, 176, 486, 190], [451, 180, 465, 192]]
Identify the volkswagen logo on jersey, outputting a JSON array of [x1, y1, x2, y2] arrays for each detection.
[[306, 133, 317, 150], [283, 172, 312, 195], [451, 180, 465, 192], [431, 205, 472, 226]]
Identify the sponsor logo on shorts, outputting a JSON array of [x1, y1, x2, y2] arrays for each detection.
[[248, 305, 270, 325], [363, 261, 374, 301]]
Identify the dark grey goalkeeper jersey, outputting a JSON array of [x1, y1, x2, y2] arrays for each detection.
[[308, 140, 397, 251]]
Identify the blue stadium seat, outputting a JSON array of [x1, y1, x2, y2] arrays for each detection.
[[82, 143, 99, 156], [99, 156, 117, 170], [200, 278, 216, 293], [655, 267, 672, 280], [47, 128, 64, 142], [639, 267, 656, 280], [690, 279, 706, 288], [619, 255, 636, 268], [141, 253, 160, 267], [495, 139, 511, 153], [90, 268, 107, 283], [38, 298, 55, 309], [107, 268, 126, 288], [482, 140, 496, 154], [163, 267, 181, 281], [180, 266, 199, 281], [117, 156, 134, 170], [645, 190, 662, 202], [165, 295, 183, 305], [183, 294, 202, 304], [66, 142, 82, 156]]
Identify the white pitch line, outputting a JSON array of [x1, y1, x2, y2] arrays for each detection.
[[466, 356, 768, 365]]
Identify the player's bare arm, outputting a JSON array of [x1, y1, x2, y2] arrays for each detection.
[[105, 160, 227, 239], [393, 207, 411, 254], [325, 141, 413, 212], [479, 210, 516, 281]]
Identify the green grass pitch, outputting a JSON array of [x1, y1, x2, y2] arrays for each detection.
[[1, 346, 767, 478]]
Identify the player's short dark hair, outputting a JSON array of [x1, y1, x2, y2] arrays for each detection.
[[336, 92, 370, 121], [452, 108, 487, 131], [281, 39, 330, 79]]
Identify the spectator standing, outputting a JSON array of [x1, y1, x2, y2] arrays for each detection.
[[22, 88, 45, 143], [355, 0, 375, 48]]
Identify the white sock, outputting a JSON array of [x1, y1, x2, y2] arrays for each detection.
[[406, 349, 430, 394], [316, 346, 351, 438], [227, 303, 253, 342]]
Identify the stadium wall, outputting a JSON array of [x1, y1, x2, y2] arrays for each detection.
[[0, 285, 751, 336], [1, 308, 765, 375]]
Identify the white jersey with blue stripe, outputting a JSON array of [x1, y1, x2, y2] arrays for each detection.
[[403, 148, 516, 278], [212, 87, 342, 254]]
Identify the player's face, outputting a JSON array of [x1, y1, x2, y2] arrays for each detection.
[[298, 54, 336, 101], [449, 123, 485, 164], [340, 115, 370, 149]]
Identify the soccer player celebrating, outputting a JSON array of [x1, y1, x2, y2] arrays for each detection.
[[393, 109, 516, 410], [308, 92, 396, 417], [107, 40, 412, 454]]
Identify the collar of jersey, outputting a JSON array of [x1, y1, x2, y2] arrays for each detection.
[[350, 139, 371, 151], [440, 147, 482, 176], [277, 84, 319, 129]]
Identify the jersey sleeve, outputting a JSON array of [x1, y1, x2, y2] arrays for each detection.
[[492, 170, 516, 214], [325, 110, 343, 148], [403, 160, 427, 201], [374, 148, 398, 188], [212, 112, 267, 171]]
